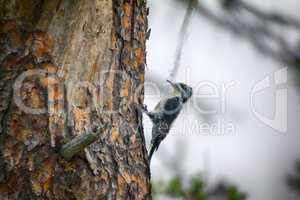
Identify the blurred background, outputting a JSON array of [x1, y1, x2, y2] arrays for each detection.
[[144, 0, 300, 199]]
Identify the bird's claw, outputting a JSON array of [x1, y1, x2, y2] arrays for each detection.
[[136, 103, 149, 113], [141, 104, 148, 112]]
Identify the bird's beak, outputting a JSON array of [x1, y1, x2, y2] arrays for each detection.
[[167, 80, 181, 94], [167, 80, 176, 88]]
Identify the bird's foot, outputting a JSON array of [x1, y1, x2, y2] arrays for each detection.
[[136, 103, 149, 114], [141, 104, 149, 112]]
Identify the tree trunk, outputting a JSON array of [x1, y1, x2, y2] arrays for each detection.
[[0, 0, 150, 199]]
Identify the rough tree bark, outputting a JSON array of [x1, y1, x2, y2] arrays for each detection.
[[0, 0, 150, 199]]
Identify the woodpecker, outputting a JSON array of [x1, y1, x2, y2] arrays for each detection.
[[141, 80, 193, 162]]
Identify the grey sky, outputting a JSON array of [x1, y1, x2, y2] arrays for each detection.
[[145, 0, 300, 199]]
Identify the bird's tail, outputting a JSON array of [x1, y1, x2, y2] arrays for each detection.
[[148, 144, 156, 162], [148, 139, 161, 162]]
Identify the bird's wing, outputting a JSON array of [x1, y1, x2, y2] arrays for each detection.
[[153, 98, 167, 112], [162, 96, 182, 114], [153, 97, 182, 113]]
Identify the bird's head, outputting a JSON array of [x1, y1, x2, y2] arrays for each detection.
[[167, 80, 193, 102]]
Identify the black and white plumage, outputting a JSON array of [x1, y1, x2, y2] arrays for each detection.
[[142, 80, 193, 162]]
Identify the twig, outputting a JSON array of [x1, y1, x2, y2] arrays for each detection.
[[194, 1, 300, 66], [169, 0, 196, 80]]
